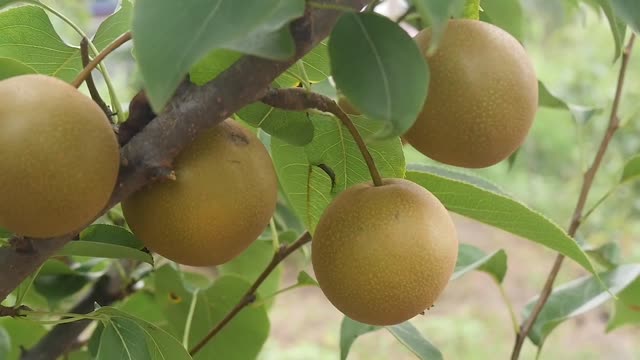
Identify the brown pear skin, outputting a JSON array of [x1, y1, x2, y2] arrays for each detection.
[[122, 119, 278, 266], [311, 178, 458, 326], [0, 74, 120, 238], [405, 20, 538, 168]]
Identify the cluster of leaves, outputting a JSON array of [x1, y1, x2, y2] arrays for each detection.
[[0, 0, 639, 359]]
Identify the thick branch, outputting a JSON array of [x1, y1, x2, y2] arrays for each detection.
[[510, 34, 636, 360], [0, 0, 367, 302]]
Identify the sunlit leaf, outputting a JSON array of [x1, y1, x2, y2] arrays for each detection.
[[329, 12, 428, 138], [524, 265, 640, 345], [405, 166, 595, 273], [0, 6, 81, 81]]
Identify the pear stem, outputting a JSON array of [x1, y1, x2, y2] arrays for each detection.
[[71, 32, 132, 89], [328, 101, 384, 186]]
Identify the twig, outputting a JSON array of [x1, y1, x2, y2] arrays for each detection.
[[189, 232, 312, 356], [80, 38, 113, 119], [0, 0, 367, 305], [0, 304, 28, 318], [261, 88, 383, 186], [71, 32, 132, 88], [510, 33, 636, 360]]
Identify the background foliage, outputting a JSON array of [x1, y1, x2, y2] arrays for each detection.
[[0, 0, 639, 359]]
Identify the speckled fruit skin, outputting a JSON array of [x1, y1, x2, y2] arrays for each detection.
[[122, 119, 278, 267], [0, 74, 120, 238], [405, 20, 538, 168], [311, 178, 458, 326]]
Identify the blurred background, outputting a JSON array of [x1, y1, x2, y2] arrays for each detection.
[[41, 0, 640, 358]]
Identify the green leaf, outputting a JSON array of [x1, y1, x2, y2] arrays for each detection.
[[0, 1, 21, 9], [410, 165, 504, 193], [236, 102, 315, 146], [223, 0, 304, 60], [93, 0, 133, 51], [584, 242, 621, 269], [0, 5, 82, 81], [56, 224, 151, 263], [154, 266, 270, 359], [219, 240, 282, 301], [479, 0, 523, 40], [0, 318, 46, 360], [329, 12, 429, 138], [190, 49, 243, 86], [386, 322, 443, 360], [339, 317, 442, 360], [194, 276, 270, 360], [524, 264, 640, 345], [621, 154, 640, 183], [340, 317, 379, 360], [463, 0, 480, 19], [296, 271, 318, 286], [58, 242, 153, 264], [133, 0, 304, 111], [81, 224, 144, 249], [33, 260, 89, 306], [94, 307, 193, 360], [96, 318, 152, 360], [610, 0, 640, 33], [0, 57, 36, 79], [272, 114, 405, 232], [225, 27, 294, 60], [118, 292, 168, 327], [607, 278, 640, 331], [0, 327, 9, 360], [0, 227, 10, 238], [452, 244, 507, 283], [591, 0, 626, 60], [538, 81, 570, 110], [405, 166, 596, 273], [410, 0, 465, 46], [286, 40, 331, 83]]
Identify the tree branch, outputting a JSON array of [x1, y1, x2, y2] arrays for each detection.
[[80, 37, 113, 119], [0, 0, 367, 302], [189, 232, 312, 356], [510, 33, 636, 360]]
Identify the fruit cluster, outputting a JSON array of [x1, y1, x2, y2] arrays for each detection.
[[0, 19, 536, 326]]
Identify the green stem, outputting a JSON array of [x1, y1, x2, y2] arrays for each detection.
[[269, 218, 280, 251], [183, 289, 200, 348], [581, 187, 616, 222], [296, 61, 312, 90], [497, 281, 520, 335], [250, 283, 302, 307], [27, 0, 125, 123], [463, 0, 480, 20]]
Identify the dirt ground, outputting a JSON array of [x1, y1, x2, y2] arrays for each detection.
[[260, 215, 639, 360]]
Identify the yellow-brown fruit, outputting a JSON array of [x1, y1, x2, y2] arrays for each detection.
[[311, 178, 458, 326], [405, 20, 538, 168], [0, 74, 119, 238], [122, 119, 278, 266]]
